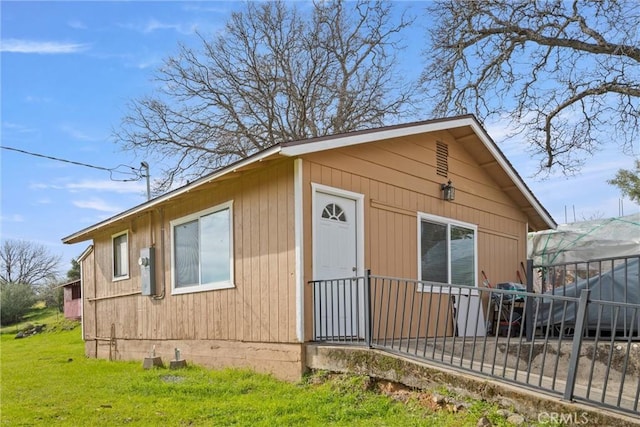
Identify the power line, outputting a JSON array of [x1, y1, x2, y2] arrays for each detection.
[[1, 145, 143, 182]]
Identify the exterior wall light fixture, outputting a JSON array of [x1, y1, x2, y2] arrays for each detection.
[[441, 180, 455, 201]]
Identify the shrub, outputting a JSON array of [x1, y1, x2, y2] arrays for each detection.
[[39, 282, 64, 312], [0, 282, 36, 326]]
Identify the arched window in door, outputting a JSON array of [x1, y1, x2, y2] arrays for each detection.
[[321, 203, 347, 222]]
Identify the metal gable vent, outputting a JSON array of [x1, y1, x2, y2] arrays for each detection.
[[436, 141, 448, 178]]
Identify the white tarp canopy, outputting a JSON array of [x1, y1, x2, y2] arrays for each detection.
[[528, 213, 640, 266]]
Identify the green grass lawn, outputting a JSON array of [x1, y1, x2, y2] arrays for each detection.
[[0, 304, 64, 335], [1, 308, 524, 426]]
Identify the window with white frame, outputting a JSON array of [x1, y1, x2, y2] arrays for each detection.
[[418, 213, 477, 287], [171, 201, 234, 294], [112, 231, 129, 280]]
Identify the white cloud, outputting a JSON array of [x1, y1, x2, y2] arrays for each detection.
[[0, 214, 25, 222], [67, 180, 146, 194], [483, 118, 517, 143], [182, 4, 229, 13], [31, 179, 145, 194], [532, 157, 637, 195], [122, 19, 198, 35], [133, 57, 160, 70], [29, 183, 63, 190], [68, 20, 87, 30], [25, 95, 53, 104], [576, 155, 637, 178], [90, 51, 161, 70], [2, 121, 36, 133], [1, 39, 89, 54], [144, 19, 180, 33], [59, 124, 103, 142], [72, 197, 122, 213]]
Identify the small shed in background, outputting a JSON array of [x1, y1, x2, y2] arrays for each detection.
[[60, 279, 82, 320]]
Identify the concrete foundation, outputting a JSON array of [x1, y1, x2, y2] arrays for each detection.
[[306, 344, 640, 426], [86, 338, 305, 382]]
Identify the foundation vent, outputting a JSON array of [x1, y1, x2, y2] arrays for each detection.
[[436, 141, 448, 177]]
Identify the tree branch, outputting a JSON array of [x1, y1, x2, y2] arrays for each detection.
[[423, 0, 640, 174]]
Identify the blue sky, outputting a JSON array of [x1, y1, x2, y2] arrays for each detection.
[[1, 1, 639, 276]]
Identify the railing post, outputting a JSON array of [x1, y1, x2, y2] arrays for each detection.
[[311, 280, 317, 341], [364, 269, 372, 348], [526, 259, 534, 342], [564, 288, 591, 402]]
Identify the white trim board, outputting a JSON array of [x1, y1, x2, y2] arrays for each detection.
[[294, 159, 304, 342]]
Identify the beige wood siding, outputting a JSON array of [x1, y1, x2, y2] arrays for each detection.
[[370, 281, 454, 340], [302, 130, 529, 339], [81, 247, 96, 345], [79, 127, 532, 346], [82, 160, 297, 344]]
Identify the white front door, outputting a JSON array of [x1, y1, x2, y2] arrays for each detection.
[[314, 190, 363, 338]]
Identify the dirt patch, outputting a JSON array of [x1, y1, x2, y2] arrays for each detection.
[[309, 372, 516, 422]]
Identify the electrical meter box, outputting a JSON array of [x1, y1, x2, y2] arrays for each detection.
[[139, 247, 156, 296]]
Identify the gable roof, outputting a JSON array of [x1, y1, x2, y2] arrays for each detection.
[[62, 115, 556, 244]]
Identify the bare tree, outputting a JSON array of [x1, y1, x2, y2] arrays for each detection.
[[0, 239, 61, 286], [116, 0, 415, 194], [422, 0, 639, 174]]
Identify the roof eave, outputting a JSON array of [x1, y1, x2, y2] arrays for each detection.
[[62, 146, 282, 244], [280, 116, 478, 156]]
